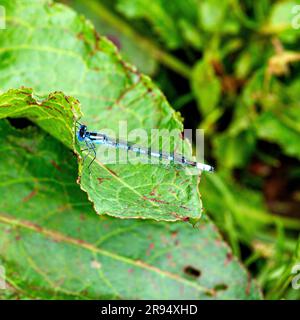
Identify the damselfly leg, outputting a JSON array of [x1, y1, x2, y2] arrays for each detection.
[[82, 140, 96, 172]]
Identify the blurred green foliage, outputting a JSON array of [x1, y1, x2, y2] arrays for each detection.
[[62, 0, 300, 299]]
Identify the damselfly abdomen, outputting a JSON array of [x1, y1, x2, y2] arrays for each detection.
[[77, 123, 214, 172]]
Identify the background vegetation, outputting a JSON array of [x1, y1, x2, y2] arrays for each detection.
[[0, 0, 299, 299]]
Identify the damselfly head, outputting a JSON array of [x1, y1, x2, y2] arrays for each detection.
[[77, 124, 87, 141]]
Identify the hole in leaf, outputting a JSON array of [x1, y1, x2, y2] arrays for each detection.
[[204, 290, 215, 298], [183, 265, 201, 278], [204, 283, 228, 297], [214, 283, 228, 291]]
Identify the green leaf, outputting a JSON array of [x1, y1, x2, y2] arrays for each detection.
[[178, 19, 203, 49], [198, 0, 228, 32], [255, 110, 300, 159], [191, 58, 222, 116], [116, 0, 239, 49], [0, 87, 202, 222], [213, 129, 256, 170], [0, 0, 203, 221], [116, 0, 199, 49], [0, 120, 262, 299], [240, 70, 300, 160], [264, 1, 300, 43]]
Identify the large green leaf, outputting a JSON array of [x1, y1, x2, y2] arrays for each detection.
[[0, 120, 261, 299], [191, 57, 222, 116], [0, 88, 203, 221], [0, 0, 203, 221]]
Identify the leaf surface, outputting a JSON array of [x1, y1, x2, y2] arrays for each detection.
[[0, 121, 261, 299]]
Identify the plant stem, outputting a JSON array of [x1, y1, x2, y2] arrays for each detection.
[[82, 0, 191, 78]]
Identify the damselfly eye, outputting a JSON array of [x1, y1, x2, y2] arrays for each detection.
[[77, 125, 87, 141]]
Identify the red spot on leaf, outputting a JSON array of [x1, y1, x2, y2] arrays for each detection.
[[107, 168, 118, 177], [167, 253, 172, 260], [107, 35, 122, 50], [180, 205, 190, 211], [215, 239, 222, 247], [224, 252, 233, 266], [76, 32, 84, 41], [171, 231, 178, 238], [22, 190, 37, 203], [146, 242, 155, 256], [51, 160, 62, 172], [150, 188, 157, 196], [245, 273, 252, 295], [97, 177, 110, 184], [143, 196, 168, 204]]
